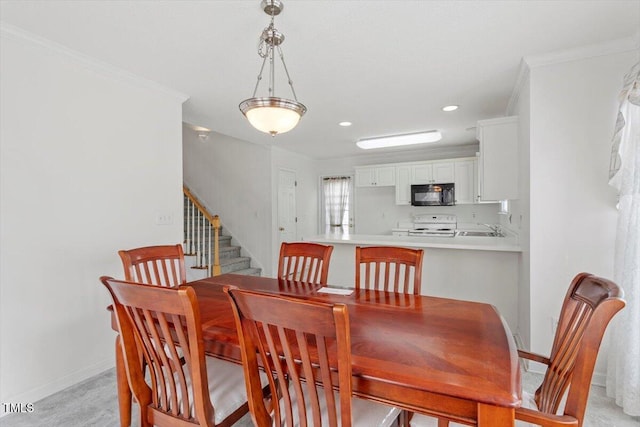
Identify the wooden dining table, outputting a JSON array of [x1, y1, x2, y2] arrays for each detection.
[[112, 273, 521, 426]]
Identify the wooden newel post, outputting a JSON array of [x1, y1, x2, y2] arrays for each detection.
[[212, 215, 221, 276]]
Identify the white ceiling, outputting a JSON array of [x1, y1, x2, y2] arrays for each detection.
[[1, 1, 639, 159]]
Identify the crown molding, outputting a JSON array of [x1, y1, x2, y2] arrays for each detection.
[[506, 58, 530, 116], [523, 34, 639, 69], [1, 22, 189, 103], [506, 34, 639, 115]]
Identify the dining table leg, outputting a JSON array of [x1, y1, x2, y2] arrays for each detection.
[[477, 403, 514, 426], [115, 335, 132, 427]]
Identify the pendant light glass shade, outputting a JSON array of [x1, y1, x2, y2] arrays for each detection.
[[240, 97, 306, 136], [240, 1, 306, 136]]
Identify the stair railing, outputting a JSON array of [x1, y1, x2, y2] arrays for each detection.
[[183, 186, 221, 276]]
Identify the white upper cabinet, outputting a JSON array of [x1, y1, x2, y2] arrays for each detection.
[[477, 116, 519, 201], [454, 159, 477, 204], [395, 165, 411, 205], [394, 160, 465, 205], [411, 162, 454, 184], [355, 165, 396, 187], [357, 158, 476, 205], [433, 162, 455, 183]]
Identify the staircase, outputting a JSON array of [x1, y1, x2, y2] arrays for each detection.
[[183, 186, 261, 280]]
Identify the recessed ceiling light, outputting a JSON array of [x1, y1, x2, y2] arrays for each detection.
[[356, 130, 442, 150], [339, 121, 352, 127], [442, 105, 459, 112]]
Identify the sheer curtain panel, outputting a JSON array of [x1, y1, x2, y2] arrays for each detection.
[[323, 176, 351, 229], [606, 61, 640, 416]]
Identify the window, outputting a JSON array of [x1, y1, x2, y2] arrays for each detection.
[[321, 176, 353, 234]]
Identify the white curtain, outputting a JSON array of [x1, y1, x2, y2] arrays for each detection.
[[323, 176, 351, 228], [606, 61, 640, 416]]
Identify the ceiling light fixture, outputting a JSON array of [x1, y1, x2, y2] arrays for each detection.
[[356, 130, 442, 150], [442, 105, 459, 112], [239, 0, 306, 136]]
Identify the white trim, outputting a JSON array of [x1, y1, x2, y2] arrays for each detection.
[[524, 34, 640, 69], [506, 34, 639, 117], [0, 359, 114, 417], [506, 59, 530, 116], [0, 22, 189, 103]]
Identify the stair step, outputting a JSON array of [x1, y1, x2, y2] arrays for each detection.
[[184, 194, 259, 277], [229, 267, 262, 277], [218, 245, 241, 259], [219, 256, 251, 274]]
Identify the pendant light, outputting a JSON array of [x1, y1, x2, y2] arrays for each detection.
[[239, 0, 307, 136]]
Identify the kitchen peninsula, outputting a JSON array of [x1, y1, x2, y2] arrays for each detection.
[[305, 232, 521, 330]]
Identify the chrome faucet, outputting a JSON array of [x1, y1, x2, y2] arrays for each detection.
[[482, 224, 505, 237]]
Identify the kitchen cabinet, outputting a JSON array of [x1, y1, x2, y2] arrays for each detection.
[[355, 165, 396, 187], [358, 158, 476, 205], [454, 159, 476, 204], [411, 162, 454, 184], [395, 161, 456, 205], [395, 165, 411, 204], [477, 116, 519, 201]]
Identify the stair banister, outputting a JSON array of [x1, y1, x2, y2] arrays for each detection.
[[211, 215, 221, 276], [183, 186, 221, 276]]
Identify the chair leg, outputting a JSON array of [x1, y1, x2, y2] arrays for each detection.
[[399, 410, 410, 427], [437, 419, 450, 427], [115, 335, 132, 427]]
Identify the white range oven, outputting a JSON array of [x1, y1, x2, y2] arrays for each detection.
[[408, 214, 457, 237]]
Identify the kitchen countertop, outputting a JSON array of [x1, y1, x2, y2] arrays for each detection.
[[305, 232, 521, 252]]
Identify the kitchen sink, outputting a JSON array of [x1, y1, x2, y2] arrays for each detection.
[[456, 231, 498, 237]]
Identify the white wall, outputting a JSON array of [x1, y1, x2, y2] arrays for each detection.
[[0, 25, 186, 408], [182, 127, 272, 275], [271, 146, 319, 272], [508, 71, 532, 350], [525, 46, 637, 383]]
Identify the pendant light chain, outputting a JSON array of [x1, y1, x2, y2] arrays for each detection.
[[251, 54, 268, 98], [277, 45, 298, 102]]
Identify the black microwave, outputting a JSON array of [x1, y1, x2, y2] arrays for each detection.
[[411, 183, 455, 206]]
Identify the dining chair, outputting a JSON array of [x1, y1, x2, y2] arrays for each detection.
[[355, 246, 424, 295], [118, 244, 186, 287], [277, 241, 334, 284], [409, 272, 625, 427], [115, 244, 187, 426], [224, 286, 401, 427], [101, 276, 265, 427]]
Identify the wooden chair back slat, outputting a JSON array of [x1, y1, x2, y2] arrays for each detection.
[[277, 242, 334, 285], [119, 244, 186, 287], [355, 246, 424, 295], [225, 287, 353, 427], [531, 273, 625, 420], [101, 277, 215, 427]]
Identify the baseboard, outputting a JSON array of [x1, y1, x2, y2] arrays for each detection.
[[0, 359, 114, 417]]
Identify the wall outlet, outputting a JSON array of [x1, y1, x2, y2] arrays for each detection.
[[155, 213, 173, 225]]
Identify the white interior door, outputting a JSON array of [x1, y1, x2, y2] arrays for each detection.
[[278, 169, 297, 246]]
